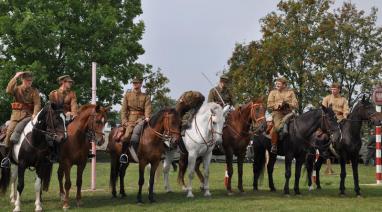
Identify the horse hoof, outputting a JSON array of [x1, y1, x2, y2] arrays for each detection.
[[149, 199, 156, 203], [13, 208, 21, 212], [120, 193, 127, 198], [136, 200, 144, 205], [63, 204, 70, 210], [284, 194, 290, 198], [76, 201, 83, 207], [308, 186, 314, 192], [356, 195, 362, 198], [227, 191, 234, 196], [204, 191, 211, 197], [270, 188, 277, 192], [35, 208, 43, 212], [166, 189, 173, 193], [186, 192, 194, 198], [60, 193, 65, 201], [199, 186, 205, 192], [10, 198, 15, 204], [182, 186, 187, 192]]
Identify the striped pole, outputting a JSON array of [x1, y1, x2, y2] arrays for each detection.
[[91, 62, 97, 190], [376, 105, 381, 184]]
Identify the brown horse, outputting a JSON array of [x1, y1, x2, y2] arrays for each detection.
[[57, 104, 108, 209], [178, 100, 266, 194], [108, 108, 181, 203]]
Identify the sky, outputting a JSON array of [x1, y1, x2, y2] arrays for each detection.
[[136, 0, 382, 100]]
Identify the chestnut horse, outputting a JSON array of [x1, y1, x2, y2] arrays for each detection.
[[108, 108, 181, 203], [57, 104, 108, 209], [177, 100, 266, 195]]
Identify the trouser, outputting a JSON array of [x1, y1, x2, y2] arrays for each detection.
[[4, 120, 18, 147], [270, 111, 294, 147]]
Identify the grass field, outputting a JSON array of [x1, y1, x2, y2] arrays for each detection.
[[1, 154, 382, 211]]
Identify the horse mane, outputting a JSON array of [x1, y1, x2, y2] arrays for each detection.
[[78, 104, 96, 113], [149, 108, 177, 126]]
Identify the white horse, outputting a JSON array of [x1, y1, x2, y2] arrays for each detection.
[[163, 102, 226, 198]]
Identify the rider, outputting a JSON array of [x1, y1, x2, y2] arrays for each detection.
[[175, 91, 205, 136], [119, 76, 152, 164], [1, 71, 41, 168], [207, 74, 234, 107], [267, 77, 298, 154], [322, 82, 349, 122], [49, 75, 78, 161]]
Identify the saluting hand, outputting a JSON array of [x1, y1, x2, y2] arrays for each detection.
[[14, 71, 24, 79]]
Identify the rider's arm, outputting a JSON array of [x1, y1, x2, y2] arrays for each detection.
[[32, 89, 41, 118], [342, 98, 350, 119], [290, 91, 298, 109], [70, 92, 78, 116], [121, 93, 129, 126], [267, 90, 276, 110], [144, 95, 152, 120]]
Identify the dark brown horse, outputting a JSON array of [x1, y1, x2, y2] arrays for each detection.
[[177, 100, 266, 194], [57, 104, 108, 209], [108, 108, 181, 203]]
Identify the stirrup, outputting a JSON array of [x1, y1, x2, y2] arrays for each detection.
[[119, 154, 128, 164], [1, 157, 11, 169], [270, 145, 277, 154]]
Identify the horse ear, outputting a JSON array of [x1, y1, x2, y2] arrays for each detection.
[[95, 104, 101, 113], [361, 94, 366, 103]]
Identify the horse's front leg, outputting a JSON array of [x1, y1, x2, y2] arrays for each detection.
[[306, 154, 314, 191], [148, 160, 160, 203], [202, 151, 213, 197], [186, 153, 197, 198], [339, 157, 347, 196], [76, 163, 86, 207], [237, 153, 245, 193], [10, 165, 18, 203], [350, 156, 361, 196], [34, 174, 42, 212], [57, 163, 65, 201], [136, 160, 147, 204], [163, 151, 174, 193], [14, 165, 26, 212], [294, 154, 305, 195], [315, 157, 324, 189], [225, 149, 234, 195], [267, 152, 277, 192], [62, 164, 72, 209], [283, 154, 293, 195], [119, 161, 128, 198]]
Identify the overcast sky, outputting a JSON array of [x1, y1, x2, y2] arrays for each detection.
[[136, 0, 382, 100]]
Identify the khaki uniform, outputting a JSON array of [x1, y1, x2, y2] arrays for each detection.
[[207, 86, 234, 107], [322, 94, 349, 121], [267, 89, 298, 131], [4, 78, 41, 146], [120, 89, 152, 142], [49, 89, 78, 116]]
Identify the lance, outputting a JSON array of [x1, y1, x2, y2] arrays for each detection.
[[201, 72, 226, 106]]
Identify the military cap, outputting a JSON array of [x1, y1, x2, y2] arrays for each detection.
[[220, 74, 229, 82], [330, 82, 340, 89], [276, 77, 287, 84], [57, 75, 74, 84], [132, 76, 143, 83], [21, 71, 33, 80]]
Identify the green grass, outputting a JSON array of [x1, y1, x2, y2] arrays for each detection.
[[1, 156, 382, 211]]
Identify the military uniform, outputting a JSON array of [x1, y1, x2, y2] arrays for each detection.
[[49, 75, 78, 117], [120, 89, 152, 143], [175, 91, 205, 134], [4, 73, 41, 147], [322, 94, 349, 122], [207, 86, 233, 107]]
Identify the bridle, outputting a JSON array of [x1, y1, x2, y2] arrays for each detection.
[[148, 111, 180, 143], [86, 111, 106, 145], [32, 106, 67, 142]]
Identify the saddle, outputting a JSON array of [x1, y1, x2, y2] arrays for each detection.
[[130, 120, 146, 147], [0, 124, 7, 143], [10, 117, 31, 144]]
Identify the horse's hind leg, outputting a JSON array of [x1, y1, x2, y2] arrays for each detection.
[[76, 164, 86, 207], [163, 151, 174, 193], [110, 155, 118, 198], [195, 158, 204, 191], [225, 150, 234, 195], [237, 154, 245, 193], [306, 154, 314, 191], [315, 157, 324, 189], [186, 153, 197, 198], [293, 155, 304, 195], [119, 162, 128, 197], [283, 154, 292, 195], [136, 160, 146, 203], [57, 164, 65, 201], [10, 165, 18, 203], [34, 174, 42, 212], [63, 164, 72, 209], [202, 152, 213, 197], [339, 157, 347, 196], [268, 152, 277, 192], [14, 165, 26, 212], [350, 156, 361, 196]]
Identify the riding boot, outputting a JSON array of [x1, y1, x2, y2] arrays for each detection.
[[119, 142, 129, 164], [270, 130, 278, 154], [1, 147, 11, 168]]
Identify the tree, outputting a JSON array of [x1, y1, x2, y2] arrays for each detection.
[[0, 0, 170, 123]]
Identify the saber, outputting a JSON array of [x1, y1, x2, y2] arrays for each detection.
[[201, 72, 226, 106]]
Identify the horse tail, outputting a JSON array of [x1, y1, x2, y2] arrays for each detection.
[[177, 153, 188, 187], [39, 160, 53, 192], [252, 135, 267, 183], [0, 166, 11, 194]]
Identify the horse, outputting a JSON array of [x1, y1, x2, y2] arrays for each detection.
[[0, 102, 67, 212], [57, 104, 108, 209], [306, 96, 382, 196], [172, 102, 225, 198]]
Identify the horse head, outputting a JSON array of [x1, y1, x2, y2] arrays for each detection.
[[320, 105, 341, 144], [85, 104, 108, 146], [249, 99, 266, 133], [37, 101, 67, 144], [352, 95, 382, 125], [149, 108, 181, 149], [208, 103, 225, 144]]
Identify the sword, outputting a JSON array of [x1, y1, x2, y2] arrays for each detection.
[[201, 72, 226, 106]]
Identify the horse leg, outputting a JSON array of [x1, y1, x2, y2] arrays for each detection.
[[225, 150, 234, 195], [76, 164, 86, 207], [148, 161, 160, 203], [119, 162, 128, 197], [163, 151, 173, 193], [306, 154, 314, 191], [315, 157, 324, 189], [339, 157, 347, 196], [10, 165, 18, 203], [350, 156, 361, 196], [202, 152, 213, 197], [57, 163, 65, 201], [237, 154, 245, 193], [283, 154, 292, 195], [136, 160, 146, 204], [110, 155, 118, 198], [186, 153, 197, 198], [195, 158, 204, 191], [293, 155, 304, 195], [63, 164, 72, 209], [14, 165, 26, 212], [34, 174, 42, 212], [268, 153, 277, 192]]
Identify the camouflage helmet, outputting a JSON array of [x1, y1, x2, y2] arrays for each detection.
[[57, 75, 74, 84], [21, 71, 33, 80]]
